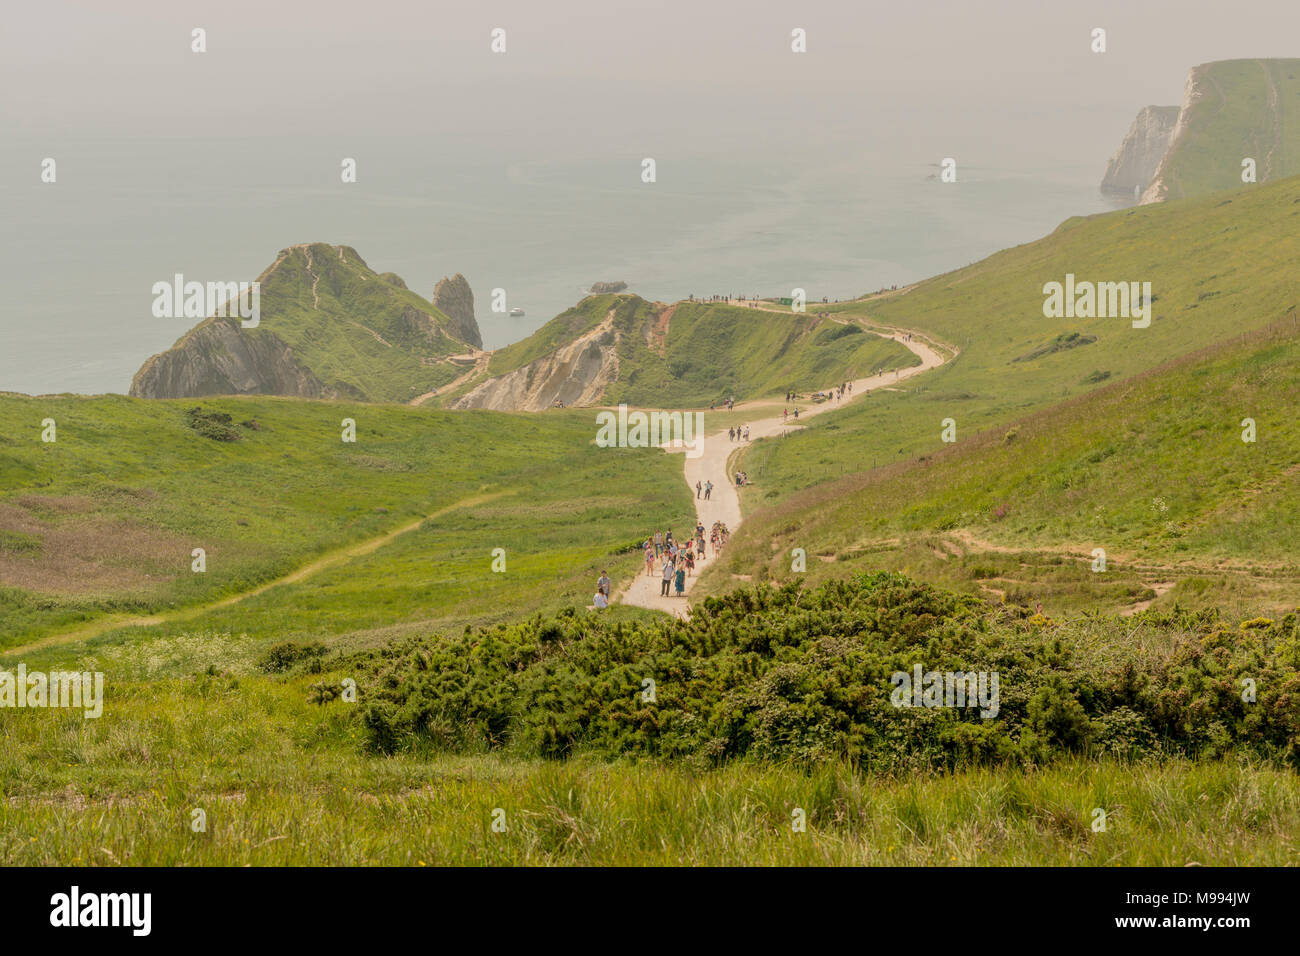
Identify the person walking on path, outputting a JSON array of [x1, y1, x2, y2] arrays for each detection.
[[660, 557, 674, 596], [654, 530, 663, 557], [644, 541, 656, 576], [696, 480, 702, 498], [704, 480, 712, 500], [743, 425, 749, 440], [674, 563, 686, 596]]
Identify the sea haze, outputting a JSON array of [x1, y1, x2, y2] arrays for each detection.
[[0, 133, 1115, 396]]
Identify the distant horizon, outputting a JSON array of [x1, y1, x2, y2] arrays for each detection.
[[5, 0, 1299, 394]]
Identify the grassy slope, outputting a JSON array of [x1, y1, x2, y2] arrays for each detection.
[[710, 176, 1300, 615], [258, 244, 475, 402], [4, 572, 1298, 864], [140, 244, 473, 403], [1158, 59, 1300, 200], [468, 293, 917, 407], [738, 174, 1300, 506], [606, 301, 918, 407], [711, 320, 1300, 615], [0, 393, 687, 652], [5, 733, 1297, 864]]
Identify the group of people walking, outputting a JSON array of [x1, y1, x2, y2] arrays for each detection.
[[728, 425, 749, 441], [642, 522, 730, 597]]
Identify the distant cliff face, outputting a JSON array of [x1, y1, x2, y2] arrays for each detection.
[[1106, 59, 1300, 205], [130, 317, 337, 399], [1101, 105, 1180, 195], [453, 310, 620, 411], [432, 273, 482, 349], [128, 243, 480, 402]]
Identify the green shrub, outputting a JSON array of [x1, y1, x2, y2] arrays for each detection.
[[258, 641, 327, 673], [348, 573, 1300, 771]]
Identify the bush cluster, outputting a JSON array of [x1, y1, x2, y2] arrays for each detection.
[[352, 573, 1300, 770]]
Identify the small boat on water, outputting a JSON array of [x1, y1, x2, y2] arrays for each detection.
[[509, 307, 525, 317]]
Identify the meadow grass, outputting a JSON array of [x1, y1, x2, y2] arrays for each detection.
[[0, 393, 689, 650], [706, 319, 1300, 615], [3, 679, 1296, 868], [711, 176, 1300, 615]]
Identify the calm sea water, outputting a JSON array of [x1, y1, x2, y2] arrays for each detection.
[[0, 135, 1123, 396]]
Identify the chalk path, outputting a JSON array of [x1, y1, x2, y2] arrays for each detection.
[[615, 319, 950, 617]]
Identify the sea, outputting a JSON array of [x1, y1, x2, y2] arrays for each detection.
[[0, 134, 1127, 396]]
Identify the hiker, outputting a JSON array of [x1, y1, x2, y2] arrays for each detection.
[[685, 547, 695, 575], [593, 590, 609, 609], [793, 407, 799, 420], [674, 563, 686, 596], [783, 408, 788, 422], [729, 426, 735, 441], [597, 570, 611, 598], [665, 528, 674, 550], [704, 480, 712, 500], [743, 426, 749, 440], [644, 541, 656, 576], [660, 558, 674, 597], [696, 480, 702, 499], [654, 530, 663, 557]]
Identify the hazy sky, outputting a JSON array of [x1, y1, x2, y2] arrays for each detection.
[[6, 0, 1298, 160]]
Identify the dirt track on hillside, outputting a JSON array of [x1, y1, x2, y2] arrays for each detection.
[[617, 316, 949, 618]]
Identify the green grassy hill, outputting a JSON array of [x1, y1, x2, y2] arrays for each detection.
[[737, 172, 1300, 506], [1146, 58, 1300, 202], [449, 293, 917, 409], [712, 318, 1300, 616], [130, 244, 478, 403], [708, 175, 1300, 616], [0, 393, 686, 653], [6, 161, 1300, 871]]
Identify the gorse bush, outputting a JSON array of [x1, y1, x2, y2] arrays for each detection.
[[258, 641, 327, 673], [352, 573, 1300, 770], [184, 406, 242, 442]]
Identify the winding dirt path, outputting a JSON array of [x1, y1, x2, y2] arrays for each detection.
[[409, 351, 491, 406], [2, 491, 511, 659], [616, 319, 950, 617]]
